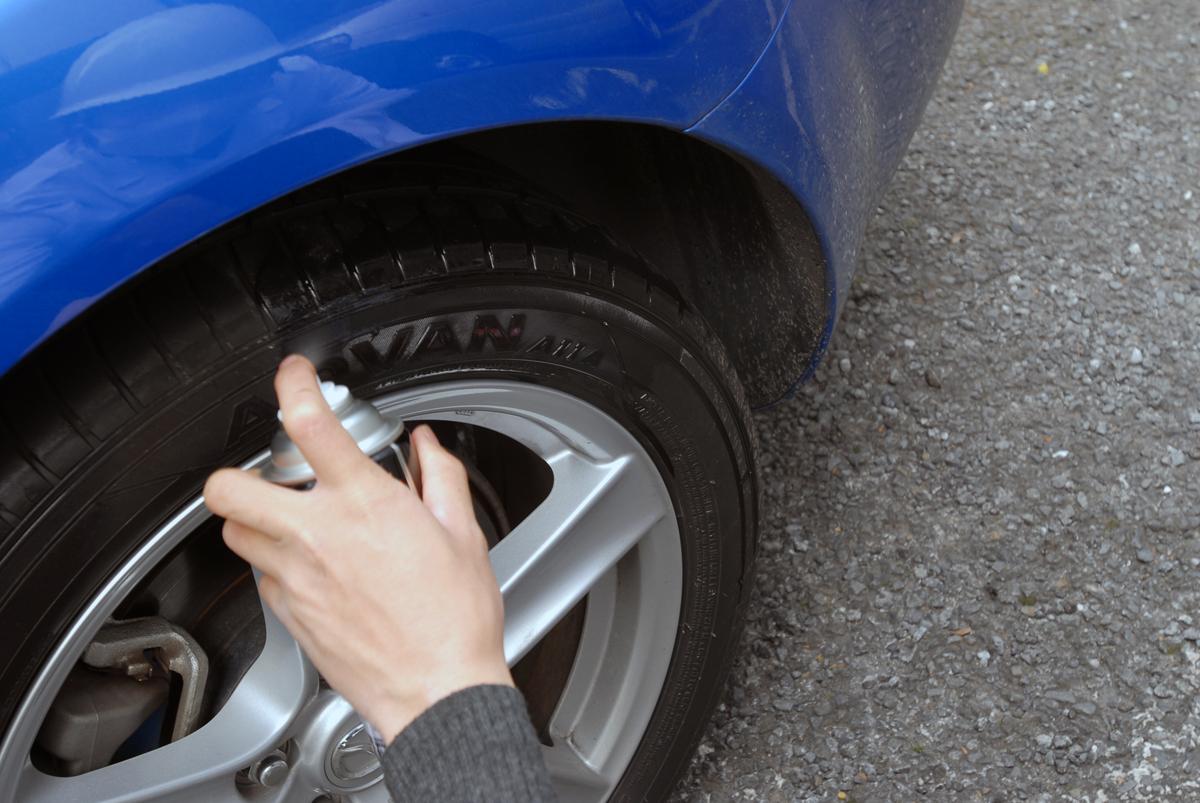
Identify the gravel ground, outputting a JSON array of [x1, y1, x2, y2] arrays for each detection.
[[673, 1, 1200, 800]]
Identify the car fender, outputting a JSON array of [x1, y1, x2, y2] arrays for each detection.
[[689, 0, 964, 395], [0, 0, 783, 374]]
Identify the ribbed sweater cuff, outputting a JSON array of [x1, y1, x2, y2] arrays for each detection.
[[381, 684, 556, 803]]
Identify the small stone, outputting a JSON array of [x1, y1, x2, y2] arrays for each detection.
[[1052, 735, 1072, 748], [773, 697, 795, 712], [925, 368, 943, 389], [1074, 701, 1097, 716], [1129, 347, 1144, 365], [839, 357, 852, 375], [1153, 684, 1173, 699], [1035, 734, 1053, 748], [1045, 689, 1075, 704], [1136, 548, 1153, 563], [1184, 629, 1200, 642]]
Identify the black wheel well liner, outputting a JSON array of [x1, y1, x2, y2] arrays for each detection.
[[445, 122, 828, 407]]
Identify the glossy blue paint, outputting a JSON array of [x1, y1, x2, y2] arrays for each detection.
[[691, 0, 964, 396], [0, 0, 960, 393]]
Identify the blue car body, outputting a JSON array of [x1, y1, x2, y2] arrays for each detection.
[[0, 0, 961, 397]]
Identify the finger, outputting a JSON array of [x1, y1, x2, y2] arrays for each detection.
[[256, 573, 307, 641], [222, 520, 289, 576], [411, 425, 478, 538], [204, 468, 305, 537], [274, 355, 369, 486]]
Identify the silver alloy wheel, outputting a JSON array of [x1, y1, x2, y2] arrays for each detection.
[[0, 381, 683, 803]]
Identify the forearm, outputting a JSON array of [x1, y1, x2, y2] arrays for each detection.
[[381, 685, 556, 803]]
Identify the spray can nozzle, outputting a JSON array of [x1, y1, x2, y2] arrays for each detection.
[[260, 381, 420, 491]]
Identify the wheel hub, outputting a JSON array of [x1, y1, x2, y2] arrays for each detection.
[[287, 691, 382, 794], [327, 723, 379, 788]]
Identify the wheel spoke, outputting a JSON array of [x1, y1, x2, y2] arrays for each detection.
[[19, 580, 316, 803], [492, 449, 667, 665], [545, 570, 617, 741], [347, 781, 394, 802], [535, 573, 620, 799], [541, 738, 611, 799]]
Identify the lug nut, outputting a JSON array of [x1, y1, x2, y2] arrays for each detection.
[[249, 752, 290, 787]]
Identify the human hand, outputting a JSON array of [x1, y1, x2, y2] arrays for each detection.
[[203, 355, 513, 742]]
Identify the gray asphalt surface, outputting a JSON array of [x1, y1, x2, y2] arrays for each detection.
[[673, 1, 1200, 800]]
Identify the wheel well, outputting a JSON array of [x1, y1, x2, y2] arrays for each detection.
[[448, 123, 829, 407], [218, 122, 829, 406]]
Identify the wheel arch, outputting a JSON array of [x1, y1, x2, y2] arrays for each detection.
[[0, 0, 788, 380], [17, 121, 831, 408]]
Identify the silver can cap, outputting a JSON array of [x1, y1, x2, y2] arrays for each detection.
[[260, 381, 404, 486]]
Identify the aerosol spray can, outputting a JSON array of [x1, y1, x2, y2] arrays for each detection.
[[259, 380, 419, 752], [260, 380, 420, 493]]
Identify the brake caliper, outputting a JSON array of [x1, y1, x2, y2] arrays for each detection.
[[82, 616, 210, 742], [35, 616, 209, 776]]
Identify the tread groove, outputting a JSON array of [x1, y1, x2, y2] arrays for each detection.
[[179, 269, 229, 355], [505, 201, 537, 273], [363, 198, 409, 283], [226, 242, 278, 329], [129, 293, 186, 381], [34, 363, 100, 449], [0, 504, 20, 529], [272, 225, 322, 309], [420, 198, 452, 276], [84, 321, 145, 413], [475, 203, 497, 271], [0, 416, 58, 485], [322, 209, 366, 294]]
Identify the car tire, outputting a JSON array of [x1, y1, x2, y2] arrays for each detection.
[[0, 176, 757, 801]]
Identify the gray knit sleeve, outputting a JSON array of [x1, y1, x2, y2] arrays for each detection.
[[381, 684, 557, 802]]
